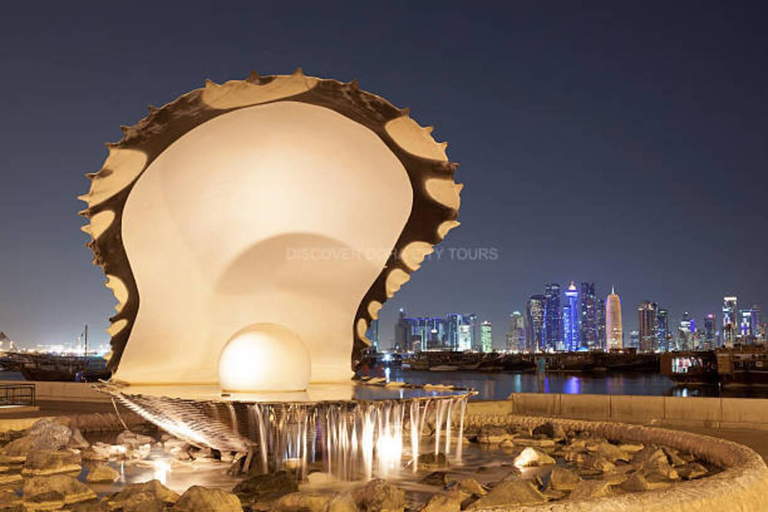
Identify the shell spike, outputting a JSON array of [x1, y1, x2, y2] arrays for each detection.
[[147, 105, 159, 115], [246, 70, 261, 83], [347, 78, 360, 90], [204, 78, 217, 88], [400, 107, 410, 117], [291, 67, 304, 78]]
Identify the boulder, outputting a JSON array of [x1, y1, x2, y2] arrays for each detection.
[[570, 480, 612, 500], [108, 480, 179, 510], [115, 431, 155, 447], [28, 420, 73, 449], [532, 422, 566, 440], [420, 471, 450, 487], [328, 493, 356, 512], [468, 480, 547, 509], [417, 453, 449, 469], [232, 471, 298, 506], [513, 438, 556, 448], [352, 478, 405, 512], [22, 449, 82, 476], [513, 447, 555, 467], [590, 442, 630, 462], [173, 486, 242, 511], [86, 465, 120, 483], [0, 488, 22, 510], [272, 492, 332, 512], [83, 442, 126, 461], [641, 457, 679, 480], [23, 475, 97, 509], [632, 447, 667, 465], [620, 472, 649, 492], [662, 446, 689, 466], [420, 494, 460, 512], [548, 466, 582, 491], [583, 455, 616, 473], [456, 478, 487, 496], [68, 427, 90, 450], [678, 462, 708, 480]]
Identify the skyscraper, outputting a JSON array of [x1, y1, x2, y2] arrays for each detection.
[[678, 312, 692, 351], [655, 308, 670, 352], [365, 319, 379, 351], [638, 301, 657, 352], [596, 298, 607, 350], [526, 295, 546, 353], [579, 282, 597, 350], [704, 314, 716, 350], [458, 324, 472, 351], [723, 296, 738, 347], [740, 307, 761, 341], [544, 283, 562, 351], [563, 282, 579, 352], [506, 311, 525, 352], [481, 321, 493, 353], [394, 309, 411, 351], [605, 288, 623, 350], [466, 313, 480, 351], [446, 314, 462, 350], [628, 330, 640, 350]]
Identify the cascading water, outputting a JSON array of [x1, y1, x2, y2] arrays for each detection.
[[103, 382, 472, 482], [244, 395, 470, 480]]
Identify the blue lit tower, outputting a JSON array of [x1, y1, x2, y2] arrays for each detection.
[[544, 283, 562, 351], [526, 295, 546, 352], [365, 319, 379, 351], [563, 282, 579, 352], [655, 308, 670, 352], [446, 314, 462, 350], [704, 314, 716, 350], [579, 282, 597, 350], [596, 298, 607, 350], [723, 296, 738, 346]]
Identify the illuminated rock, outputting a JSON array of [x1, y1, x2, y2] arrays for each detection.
[[80, 71, 460, 391], [513, 446, 555, 467]]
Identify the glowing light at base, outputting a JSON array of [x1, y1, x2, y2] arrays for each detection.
[[218, 324, 311, 392]]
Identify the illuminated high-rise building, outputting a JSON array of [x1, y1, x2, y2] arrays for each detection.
[[596, 298, 607, 350], [544, 283, 562, 351], [365, 319, 379, 351], [466, 313, 480, 351], [526, 295, 546, 352], [678, 312, 692, 351], [563, 282, 579, 352], [655, 308, 670, 352], [446, 314, 462, 350], [458, 324, 472, 351], [579, 282, 597, 350], [628, 330, 640, 350], [704, 314, 716, 350], [605, 287, 623, 350], [638, 301, 657, 352], [506, 311, 525, 352], [740, 307, 761, 342], [481, 321, 493, 353], [723, 296, 738, 346], [394, 308, 411, 351]]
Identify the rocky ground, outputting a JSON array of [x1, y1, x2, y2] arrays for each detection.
[[0, 417, 718, 511]]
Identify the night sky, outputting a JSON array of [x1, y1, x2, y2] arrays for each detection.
[[1, 2, 766, 349]]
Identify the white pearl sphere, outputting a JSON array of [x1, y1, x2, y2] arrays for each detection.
[[218, 324, 311, 392]]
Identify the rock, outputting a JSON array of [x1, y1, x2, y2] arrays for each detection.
[[108, 480, 180, 510], [548, 466, 582, 491], [420, 494, 460, 512], [328, 493, 356, 512], [456, 478, 487, 496], [513, 438, 556, 448], [83, 442, 126, 461], [620, 472, 649, 492], [173, 486, 242, 511], [632, 447, 667, 465], [468, 480, 547, 509], [619, 443, 644, 454], [420, 471, 449, 487], [23, 475, 97, 509], [678, 462, 708, 480], [475, 427, 515, 445], [570, 480, 612, 500], [68, 427, 90, 450], [641, 456, 679, 480], [583, 455, 616, 473], [417, 453, 449, 469], [86, 465, 120, 483], [22, 449, 82, 476], [352, 478, 405, 512], [305, 472, 339, 487], [28, 420, 73, 449], [662, 446, 688, 466], [115, 431, 155, 447], [513, 447, 555, 467], [69, 501, 111, 512], [272, 492, 332, 512], [0, 488, 22, 510], [0, 474, 22, 487], [232, 471, 298, 506], [532, 422, 566, 439], [542, 488, 565, 500], [590, 442, 630, 462]]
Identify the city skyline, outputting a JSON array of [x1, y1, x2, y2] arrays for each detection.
[[1, 3, 767, 350]]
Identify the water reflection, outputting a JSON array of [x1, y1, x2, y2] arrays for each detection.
[[361, 368, 768, 400]]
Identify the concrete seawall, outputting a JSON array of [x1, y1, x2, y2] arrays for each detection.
[[467, 393, 768, 430]]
